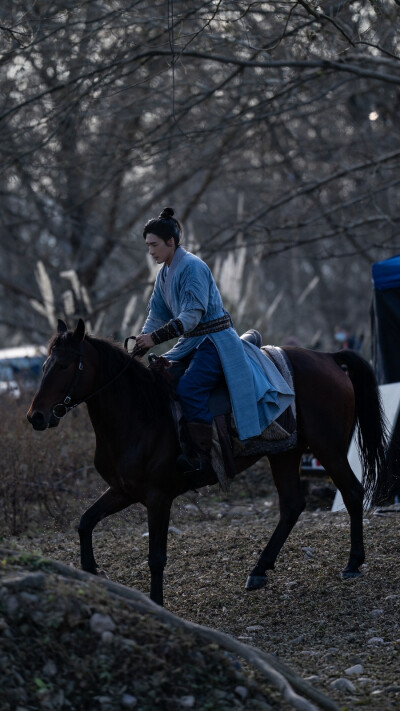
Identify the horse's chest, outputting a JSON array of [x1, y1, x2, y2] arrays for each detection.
[[94, 444, 145, 492]]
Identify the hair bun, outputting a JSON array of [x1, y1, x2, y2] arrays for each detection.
[[159, 206, 174, 219]]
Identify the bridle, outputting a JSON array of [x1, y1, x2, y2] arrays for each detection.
[[51, 342, 85, 419], [50, 337, 141, 420]]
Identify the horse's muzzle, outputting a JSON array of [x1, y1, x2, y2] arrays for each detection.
[[26, 410, 60, 430]]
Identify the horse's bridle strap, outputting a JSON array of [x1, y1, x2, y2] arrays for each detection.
[[53, 343, 84, 418], [63, 345, 84, 405]]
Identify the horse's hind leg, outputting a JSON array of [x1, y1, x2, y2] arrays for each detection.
[[246, 449, 305, 591], [312, 447, 365, 578], [78, 487, 132, 574]]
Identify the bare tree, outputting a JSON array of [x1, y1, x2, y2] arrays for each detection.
[[0, 0, 399, 348]]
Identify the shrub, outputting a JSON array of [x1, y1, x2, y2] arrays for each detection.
[[0, 393, 96, 536]]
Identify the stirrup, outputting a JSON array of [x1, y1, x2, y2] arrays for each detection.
[[176, 451, 202, 476], [176, 450, 215, 490]]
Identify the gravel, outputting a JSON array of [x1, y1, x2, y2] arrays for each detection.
[[3, 474, 400, 710]]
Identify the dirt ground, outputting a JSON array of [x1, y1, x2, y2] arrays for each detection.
[[4, 468, 400, 711]]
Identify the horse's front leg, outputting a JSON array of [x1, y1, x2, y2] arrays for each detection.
[[146, 490, 173, 606], [78, 487, 132, 574]]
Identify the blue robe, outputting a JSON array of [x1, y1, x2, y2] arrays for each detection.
[[142, 246, 294, 440]]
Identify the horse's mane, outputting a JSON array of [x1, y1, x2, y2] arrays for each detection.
[[50, 331, 172, 423]]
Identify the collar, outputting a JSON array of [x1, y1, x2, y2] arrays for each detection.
[[162, 246, 188, 307], [168, 245, 187, 270]]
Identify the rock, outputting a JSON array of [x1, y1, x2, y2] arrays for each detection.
[[6, 595, 19, 616], [234, 686, 249, 701], [323, 665, 338, 675], [345, 664, 363, 675], [51, 690, 64, 707], [291, 634, 305, 644], [349, 654, 362, 665], [358, 678, 375, 685], [246, 625, 263, 631], [301, 547, 314, 558], [371, 608, 383, 618], [247, 702, 272, 711], [2, 573, 46, 591], [14, 671, 25, 686], [121, 693, 138, 708], [330, 678, 356, 693], [367, 637, 384, 644], [179, 696, 196, 708], [90, 613, 116, 635], [42, 660, 57, 677], [226, 506, 252, 518], [214, 690, 229, 699], [31, 611, 44, 624], [101, 630, 114, 644], [15, 687, 28, 703], [19, 591, 40, 604], [304, 675, 320, 683], [168, 526, 183, 535], [0, 618, 9, 632], [184, 504, 199, 512]]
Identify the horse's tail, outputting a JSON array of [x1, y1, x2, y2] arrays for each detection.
[[332, 349, 390, 505]]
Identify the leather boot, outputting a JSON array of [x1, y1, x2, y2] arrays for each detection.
[[177, 422, 215, 488]]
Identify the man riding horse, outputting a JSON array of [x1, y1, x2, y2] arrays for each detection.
[[134, 207, 294, 487]]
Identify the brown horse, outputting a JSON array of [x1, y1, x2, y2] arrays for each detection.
[[27, 319, 388, 606]]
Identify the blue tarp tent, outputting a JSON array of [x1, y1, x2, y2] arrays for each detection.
[[372, 255, 400, 385]]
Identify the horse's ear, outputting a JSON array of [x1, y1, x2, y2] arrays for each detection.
[[73, 318, 86, 342], [57, 319, 68, 334]]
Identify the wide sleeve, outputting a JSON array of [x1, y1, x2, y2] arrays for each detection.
[[176, 308, 203, 333], [177, 261, 211, 314], [141, 276, 173, 334]]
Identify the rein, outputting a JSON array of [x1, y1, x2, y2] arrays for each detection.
[[52, 338, 139, 420]]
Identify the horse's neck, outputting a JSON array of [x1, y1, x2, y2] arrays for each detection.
[[86, 359, 170, 439], [86, 385, 142, 432]]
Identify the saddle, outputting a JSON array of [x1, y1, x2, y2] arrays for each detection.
[[149, 330, 297, 490]]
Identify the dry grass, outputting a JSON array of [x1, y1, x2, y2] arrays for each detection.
[[0, 395, 97, 537]]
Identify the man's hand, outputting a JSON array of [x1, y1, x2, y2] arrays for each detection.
[[135, 333, 155, 349]]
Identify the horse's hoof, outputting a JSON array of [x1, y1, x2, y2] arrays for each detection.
[[245, 575, 267, 591], [341, 570, 361, 580]]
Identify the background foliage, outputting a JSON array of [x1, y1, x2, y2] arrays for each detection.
[[1, 0, 400, 350]]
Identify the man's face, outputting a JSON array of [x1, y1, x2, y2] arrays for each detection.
[[145, 233, 175, 266]]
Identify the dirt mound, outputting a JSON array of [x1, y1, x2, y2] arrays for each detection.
[[0, 550, 274, 711], [1, 548, 336, 711]]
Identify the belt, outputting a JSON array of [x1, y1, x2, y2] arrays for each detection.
[[183, 314, 232, 338]]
